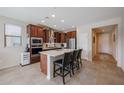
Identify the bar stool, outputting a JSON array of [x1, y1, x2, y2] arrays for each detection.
[[77, 49, 83, 68], [71, 50, 79, 75], [53, 52, 72, 84]]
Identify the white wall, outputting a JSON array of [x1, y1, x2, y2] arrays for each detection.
[[77, 17, 122, 67], [0, 16, 27, 69], [77, 26, 91, 60], [98, 33, 112, 54], [121, 16, 124, 71]]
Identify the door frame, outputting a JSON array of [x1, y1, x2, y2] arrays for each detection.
[[91, 24, 120, 66]]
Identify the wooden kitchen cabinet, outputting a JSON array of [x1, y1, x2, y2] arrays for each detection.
[[44, 30, 50, 43], [27, 24, 44, 38], [54, 32, 57, 43], [27, 24, 44, 64], [40, 54, 47, 75], [71, 31, 76, 38], [31, 56, 40, 63], [67, 31, 76, 39], [37, 27, 44, 37], [64, 33, 67, 42], [61, 33, 64, 43], [54, 32, 60, 43], [30, 25, 37, 37], [60, 33, 66, 43], [54, 32, 66, 43]]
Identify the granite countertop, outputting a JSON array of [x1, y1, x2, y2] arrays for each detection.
[[40, 49, 74, 57], [42, 47, 61, 51]]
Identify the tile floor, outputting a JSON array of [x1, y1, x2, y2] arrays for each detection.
[[0, 53, 124, 85]]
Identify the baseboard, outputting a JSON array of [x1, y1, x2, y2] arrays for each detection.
[[0, 64, 20, 71], [117, 63, 124, 72], [82, 59, 91, 62], [117, 63, 121, 67]]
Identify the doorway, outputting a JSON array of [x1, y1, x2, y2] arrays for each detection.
[[92, 24, 118, 63]]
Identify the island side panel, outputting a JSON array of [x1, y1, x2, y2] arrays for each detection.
[[47, 55, 64, 80], [40, 54, 47, 75]]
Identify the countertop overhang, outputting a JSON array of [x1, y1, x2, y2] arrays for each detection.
[[40, 49, 75, 57]]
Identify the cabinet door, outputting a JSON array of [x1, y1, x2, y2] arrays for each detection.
[[56, 32, 60, 43], [61, 33, 65, 43], [30, 25, 37, 37], [64, 33, 67, 42], [54, 32, 57, 43], [45, 30, 50, 43], [67, 32, 71, 39], [58, 33, 61, 43], [67, 31, 76, 38], [37, 27, 43, 37], [72, 31, 76, 38]]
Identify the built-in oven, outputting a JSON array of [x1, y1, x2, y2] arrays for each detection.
[[31, 37, 43, 56], [32, 48, 42, 56]]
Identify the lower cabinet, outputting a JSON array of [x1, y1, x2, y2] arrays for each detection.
[[31, 56, 40, 63], [40, 54, 47, 75]]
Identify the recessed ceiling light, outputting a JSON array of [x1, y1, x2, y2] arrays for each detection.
[[51, 14, 55, 18], [41, 20, 45, 23], [61, 20, 64, 23], [54, 25, 56, 27]]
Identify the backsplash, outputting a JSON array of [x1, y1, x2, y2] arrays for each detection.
[[43, 43, 67, 49]]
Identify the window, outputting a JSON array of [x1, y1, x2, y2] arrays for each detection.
[[4, 24, 22, 47]]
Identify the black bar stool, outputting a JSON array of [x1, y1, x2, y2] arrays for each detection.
[[77, 49, 83, 68], [71, 50, 79, 75], [53, 52, 72, 84]]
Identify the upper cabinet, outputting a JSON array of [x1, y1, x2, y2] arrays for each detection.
[[30, 25, 37, 37], [44, 30, 50, 43], [27, 24, 73, 43], [67, 31, 76, 39], [27, 24, 44, 38], [54, 32, 59, 43], [60, 32, 66, 43], [37, 27, 44, 37], [54, 32, 66, 43]]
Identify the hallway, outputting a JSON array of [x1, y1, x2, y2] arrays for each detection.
[[92, 53, 124, 84], [93, 53, 116, 64]]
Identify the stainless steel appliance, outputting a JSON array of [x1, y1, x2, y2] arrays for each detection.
[[31, 37, 43, 48], [31, 37, 43, 56], [31, 48, 42, 56], [68, 38, 76, 49]]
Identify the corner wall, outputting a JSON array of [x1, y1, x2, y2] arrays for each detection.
[[0, 16, 27, 69]]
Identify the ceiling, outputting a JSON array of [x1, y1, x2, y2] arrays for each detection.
[[0, 7, 123, 31], [93, 24, 117, 34]]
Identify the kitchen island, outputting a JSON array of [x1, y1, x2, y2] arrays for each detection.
[[39, 49, 74, 80]]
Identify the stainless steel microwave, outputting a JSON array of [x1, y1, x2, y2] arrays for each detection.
[[31, 37, 43, 46]]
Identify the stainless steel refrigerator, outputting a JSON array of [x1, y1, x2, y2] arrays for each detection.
[[68, 38, 75, 49]]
